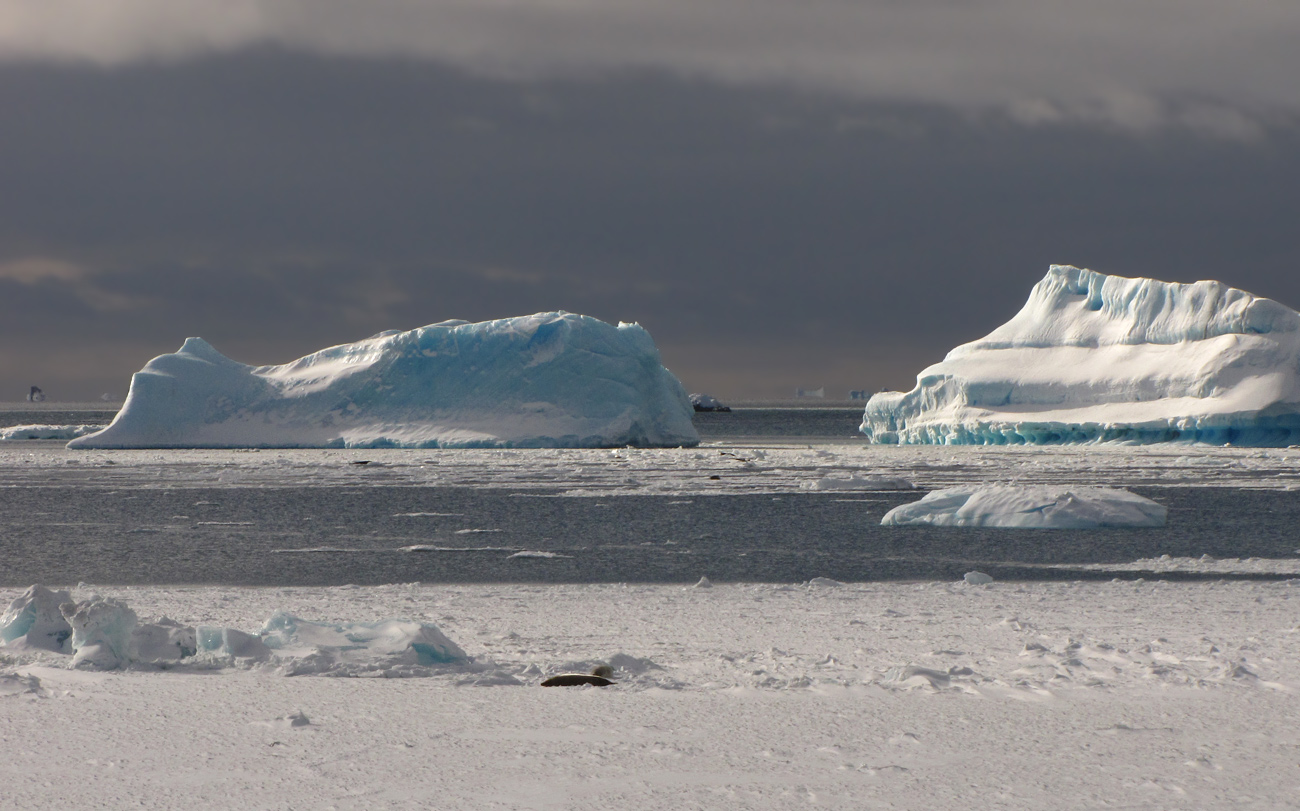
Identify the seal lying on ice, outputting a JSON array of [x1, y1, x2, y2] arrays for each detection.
[[541, 665, 615, 687]]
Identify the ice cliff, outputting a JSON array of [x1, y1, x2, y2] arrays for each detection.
[[862, 265, 1300, 445], [68, 312, 699, 449]]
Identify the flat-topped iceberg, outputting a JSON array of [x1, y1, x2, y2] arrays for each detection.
[[69, 312, 699, 449], [862, 265, 1300, 445], [881, 486, 1167, 528]]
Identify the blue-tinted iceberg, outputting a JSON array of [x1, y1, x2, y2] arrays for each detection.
[[863, 265, 1300, 445], [881, 486, 1167, 528], [68, 312, 698, 449]]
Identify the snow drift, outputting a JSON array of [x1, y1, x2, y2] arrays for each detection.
[[862, 265, 1300, 445], [68, 312, 698, 449], [881, 486, 1168, 528]]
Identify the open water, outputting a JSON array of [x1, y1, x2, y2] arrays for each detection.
[[1, 406, 1297, 585]]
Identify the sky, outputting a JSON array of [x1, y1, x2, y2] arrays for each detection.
[[2, 1, 1299, 401]]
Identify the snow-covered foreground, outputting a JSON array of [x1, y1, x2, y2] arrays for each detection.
[[3, 580, 1298, 809]]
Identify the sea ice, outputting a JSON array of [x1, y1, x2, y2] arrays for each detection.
[[863, 265, 1300, 445], [881, 486, 1167, 528], [68, 312, 698, 449]]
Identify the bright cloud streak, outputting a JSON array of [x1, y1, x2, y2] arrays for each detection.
[[1, 1, 1298, 136]]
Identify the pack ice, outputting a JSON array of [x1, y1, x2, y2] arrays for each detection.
[[68, 312, 699, 449], [881, 486, 1167, 528], [0, 586, 469, 674], [862, 265, 1300, 445]]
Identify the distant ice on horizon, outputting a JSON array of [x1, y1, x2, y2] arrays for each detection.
[[67, 312, 699, 449], [863, 265, 1300, 445]]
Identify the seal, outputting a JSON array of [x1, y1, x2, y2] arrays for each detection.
[[541, 664, 616, 687]]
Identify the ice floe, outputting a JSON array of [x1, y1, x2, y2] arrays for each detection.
[[881, 486, 1167, 528]]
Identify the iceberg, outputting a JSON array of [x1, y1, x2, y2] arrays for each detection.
[[862, 265, 1300, 445], [880, 486, 1167, 528], [68, 312, 698, 449]]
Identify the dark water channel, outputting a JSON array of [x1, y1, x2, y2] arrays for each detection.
[[1, 484, 1296, 586]]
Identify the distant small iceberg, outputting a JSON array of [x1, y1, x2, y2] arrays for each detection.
[[690, 393, 730, 412], [881, 486, 1167, 529]]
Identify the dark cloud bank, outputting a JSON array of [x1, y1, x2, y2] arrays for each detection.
[[1, 46, 1298, 400]]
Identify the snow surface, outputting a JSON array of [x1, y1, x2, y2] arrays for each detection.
[[863, 265, 1300, 445], [2, 581, 1298, 809], [881, 485, 1168, 528], [68, 312, 698, 449]]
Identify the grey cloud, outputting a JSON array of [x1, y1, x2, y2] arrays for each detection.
[[1, 55, 1298, 401], [2, 2, 1299, 135]]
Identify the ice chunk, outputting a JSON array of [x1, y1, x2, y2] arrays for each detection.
[[259, 612, 466, 666], [881, 486, 1167, 528], [863, 265, 1300, 446], [196, 627, 273, 661], [0, 585, 73, 653], [806, 473, 915, 491], [61, 596, 138, 669], [68, 312, 698, 449], [963, 571, 994, 585], [132, 618, 197, 663], [0, 424, 104, 441]]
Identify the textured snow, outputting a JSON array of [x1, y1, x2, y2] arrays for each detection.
[[863, 265, 1300, 445], [68, 312, 698, 449], [881, 486, 1168, 528], [2, 581, 1298, 809]]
